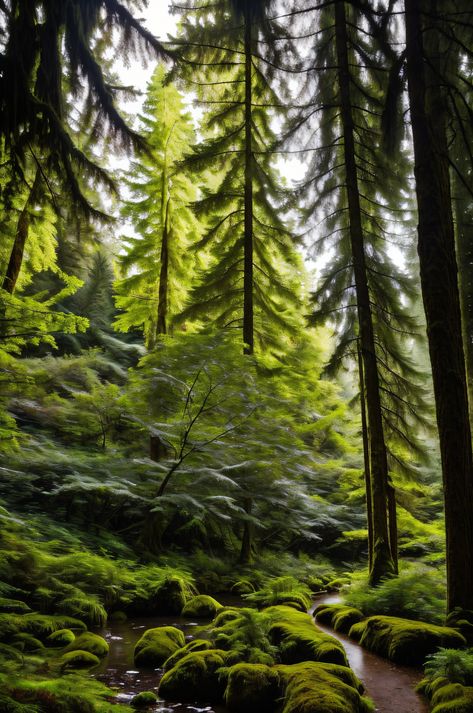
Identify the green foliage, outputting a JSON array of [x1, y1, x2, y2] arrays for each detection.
[[60, 650, 101, 671], [244, 576, 312, 612], [181, 595, 223, 618], [344, 565, 446, 623], [425, 649, 473, 687], [163, 639, 213, 672], [212, 607, 277, 665], [314, 604, 364, 634], [63, 633, 109, 659], [159, 649, 229, 703], [134, 626, 185, 667], [224, 662, 280, 713]]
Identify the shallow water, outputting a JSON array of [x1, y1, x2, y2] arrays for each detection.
[[311, 594, 429, 713], [94, 614, 227, 713]]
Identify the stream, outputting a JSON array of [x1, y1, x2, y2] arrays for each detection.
[[94, 596, 429, 713]]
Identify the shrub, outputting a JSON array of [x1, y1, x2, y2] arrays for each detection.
[[244, 577, 312, 612]]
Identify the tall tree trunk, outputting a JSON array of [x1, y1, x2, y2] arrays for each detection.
[[2, 168, 41, 294], [358, 339, 373, 571], [405, 0, 473, 613], [243, 13, 254, 355], [335, 1, 395, 584], [157, 197, 171, 336]]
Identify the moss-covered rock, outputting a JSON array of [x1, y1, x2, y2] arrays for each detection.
[[163, 639, 213, 671], [224, 663, 281, 713], [63, 632, 109, 658], [0, 598, 31, 615], [159, 649, 229, 703], [213, 608, 241, 626], [351, 616, 465, 666], [422, 681, 473, 712], [266, 606, 348, 666], [212, 607, 277, 665], [60, 649, 100, 670], [155, 576, 191, 615], [45, 628, 76, 647], [134, 626, 185, 667], [182, 595, 223, 619], [326, 577, 351, 592], [0, 693, 37, 713], [131, 691, 158, 708], [11, 633, 44, 652], [314, 604, 365, 634], [20, 613, 86, 638], [277, 661, 374, 713]]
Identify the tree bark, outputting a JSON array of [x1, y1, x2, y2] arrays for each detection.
[[335, 1, 395, 584], [243, 13, 254, 355], [405, 0, 473, 613], [2, 168, 41, 294], [239, 496, 253, 564], [157, 197, 170, 336], [358, 338, 373, 571]]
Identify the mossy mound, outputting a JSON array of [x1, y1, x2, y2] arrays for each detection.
[[244, 577, 312, 612], [446, 610, 473, 646], [182, 594, 223, 618], [0, 613, 86, 642], [45, 628, 76, 647], [326, 577, 351, 592], [134, 626, 185, 667], [60, 649, 101, 670], [212, 607, 277, 665], [155, 576, 192, 615], [163, 638, 213, 671], [224, 662, 281, 713], [266, 606, 348, 666], [1, 673, 113, 712], [0, 598, 31, 614], [131, 690, 158, 708], [213, 608, 241, 626], [351, 616, 465, 666], [159, 648, 229, 703], [0, 693, 37, 712], [11, 633, 44, 652], [232, 580, 256, 595], [314, 604, 365, 634], [277, 661, 374, 713], [419, 679, 473, 713], [63, 632, 109, 658]]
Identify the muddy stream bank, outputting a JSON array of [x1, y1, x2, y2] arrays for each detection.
[[94, 594, 429, 713]]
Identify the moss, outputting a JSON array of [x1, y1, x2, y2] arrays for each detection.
[[20, 614, 86, 639], [213, 608, 241, 626], [430, 684, 473, 712], [244, 577, 312, 612], [0, 693, 37, 713], [277, 661, 374, 713], [314, 604, 364, 634], [446, 610, 473, 645], [326, 577, 351, 592], [159, 649, 229, 703], [109, 610, 127, 622], [0, 598, 31, 614], [232, 580, 256, 595], [182, 595, 223, 619], [60, 649, 100, 670], [63, 632, 109, 658], [354, 616, 465, 666], [306, 577, 327, 593], [11, 633, 44, 652], [2, 674, 112, 712], [0, 642, 24, 663], [266, 606, 348, 666], [45, 628, 76, 647], [212, 607, 277, 665], [224, 663, 281, 713], [163, 639, 213, 671], [131, 690, 158, 707], [134, 626, 185, 667], [347, 621, 366, 642], [155, 575, 192, 615]]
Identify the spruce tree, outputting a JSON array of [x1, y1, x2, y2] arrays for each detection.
[[171, 0, 302, 355], [114, 66, 201, 348]]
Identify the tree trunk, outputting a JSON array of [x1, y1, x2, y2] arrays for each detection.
[[2, 168, 41, 294], [387, 484, 398, 575], [335, 1, 395, 585], [358, 338, 373, 571], [405, 0, 473, 613], [243, 13, 254, 355], [157, 197, 171, 336]]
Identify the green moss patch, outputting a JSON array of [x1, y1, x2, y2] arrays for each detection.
[[0, 598, 31, 615], [63, 632, 109, 658], [11, 633, 44, 652], [131, 690, 158, 707], [60, 649, 101, 670], [159, 648, 229, 703], [266, 606, 348, 666], [277, 661, 374, 713], [164, 638, 213, 671], [45, 628, 76, 647], [134, 625, 185, 667], [351, 616, 465, 666], [314, 604, 364, 634], [224, 662, 280, 713], [182, 594, 223, 618]]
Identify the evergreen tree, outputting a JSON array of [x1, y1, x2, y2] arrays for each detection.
[[404, 0, 473, 614], [114, 66, 201, 348], [171, 0, 302, 356], [291, 0, 431, 583]]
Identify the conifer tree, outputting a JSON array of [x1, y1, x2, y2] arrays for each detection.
[[291, 0, 431, 583], [114, 67, 201, 348], [171, 0, 302, 355]]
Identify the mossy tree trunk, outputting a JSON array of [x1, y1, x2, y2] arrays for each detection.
[[405, 0, 473, 613], [358, 339, 373, 571], [335, 0, 395, 585]]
